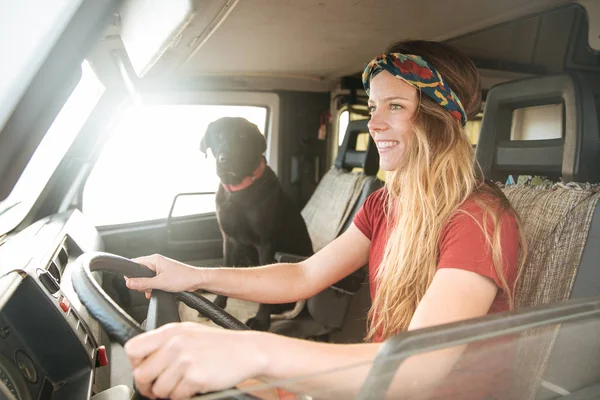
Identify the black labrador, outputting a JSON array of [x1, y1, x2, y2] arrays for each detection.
[[200, 117, 313, 331]]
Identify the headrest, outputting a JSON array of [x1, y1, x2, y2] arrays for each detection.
[[476, 73, 600, 183], [335, 119, 379, 176]]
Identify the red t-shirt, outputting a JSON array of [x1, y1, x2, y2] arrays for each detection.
[[354, 188, 519, 327], [353, 188, 520, 399]]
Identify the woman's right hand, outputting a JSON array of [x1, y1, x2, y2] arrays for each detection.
[[125, 254, 202, 298]]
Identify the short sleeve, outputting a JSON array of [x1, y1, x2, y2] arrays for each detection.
[[437, 203, 519, 291], [353, 189, 383, 240]]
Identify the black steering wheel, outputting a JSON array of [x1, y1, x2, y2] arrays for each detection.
[[71, 252, 260, 400]]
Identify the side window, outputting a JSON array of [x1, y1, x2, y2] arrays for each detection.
[[82, 104, 267, 226], [338, 110, 350, 146], [468, 103, 563, 145], [336, 106, 369, 148], [510, 104, 563, 140]]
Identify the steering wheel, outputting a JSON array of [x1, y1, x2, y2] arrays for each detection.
[[71, 252, 260, 400]]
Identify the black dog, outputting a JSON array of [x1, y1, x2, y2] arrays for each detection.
[[200, 117, 313, 331]]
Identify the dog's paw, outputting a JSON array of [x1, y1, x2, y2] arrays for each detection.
[[245, 317, 270, 331]]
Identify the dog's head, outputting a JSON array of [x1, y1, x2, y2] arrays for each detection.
[[200, 117, 267, 185]]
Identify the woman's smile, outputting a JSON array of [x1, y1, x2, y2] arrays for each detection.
[[376, 140, 400, 152]]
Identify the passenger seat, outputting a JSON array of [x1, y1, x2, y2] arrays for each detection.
[[270, 119, 383, 340]]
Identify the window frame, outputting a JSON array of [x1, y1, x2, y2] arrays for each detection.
[[81, 91, 279, 227]]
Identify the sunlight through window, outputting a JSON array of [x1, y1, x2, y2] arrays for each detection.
[[0, 60, 104, 235], [338, 110, 349, 146], [83, 105, 267, 226]]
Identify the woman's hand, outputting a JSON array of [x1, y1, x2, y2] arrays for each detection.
[[124, 322, 269, 400], [125, 254, 203, 298]]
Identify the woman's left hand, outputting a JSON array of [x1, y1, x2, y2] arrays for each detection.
[[124, 322, 269, 400]]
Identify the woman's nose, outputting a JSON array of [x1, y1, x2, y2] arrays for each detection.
[[367, 110, 387, 133]]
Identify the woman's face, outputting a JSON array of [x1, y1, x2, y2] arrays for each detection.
[[367, 71, 419, 171]]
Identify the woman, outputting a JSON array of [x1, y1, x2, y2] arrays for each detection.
[[123, 40, 523, 400]]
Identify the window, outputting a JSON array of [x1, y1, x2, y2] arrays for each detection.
[[334, 107, 386, 181], [0, 0, 83, 131], [338, 110, 349, 146], [465, 103, 563, 145], [510, 104, 563, 140], [82, 104, 268, 226], [0, 60, 104, 236], [336, 106, 370, 147]]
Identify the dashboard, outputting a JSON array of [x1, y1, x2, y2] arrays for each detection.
[[0, 209, 112, 399]]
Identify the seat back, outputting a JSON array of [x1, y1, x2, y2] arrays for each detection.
[[301, 119, 382, 252], [302, 119, 382, 333], [477, 72, 600, 305], [476, 74, 600, 183], [475, 72, 600, 399]]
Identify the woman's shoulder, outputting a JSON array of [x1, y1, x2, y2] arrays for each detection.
[[353, 188, 388, 238], [460, 184, 514, 213], [364, 187, 387, 207], [451, 189, 519, 232]]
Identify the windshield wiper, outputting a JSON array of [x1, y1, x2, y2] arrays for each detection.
[[0, 201, 22, 217]]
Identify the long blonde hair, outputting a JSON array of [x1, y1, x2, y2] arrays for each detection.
[[366, 40, 526, 341]]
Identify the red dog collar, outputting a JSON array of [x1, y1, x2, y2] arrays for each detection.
[[222, 157, 267, 192]]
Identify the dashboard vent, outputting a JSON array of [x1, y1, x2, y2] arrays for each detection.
[[47, 243, 69, 284], [47, 261, 61, 284], [57, 246, 69, 270]]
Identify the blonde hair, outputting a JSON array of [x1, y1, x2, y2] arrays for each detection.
[[365, 41, 526, 341]]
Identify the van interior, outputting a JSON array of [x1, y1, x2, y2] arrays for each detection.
[[0, 0, 600, 399]]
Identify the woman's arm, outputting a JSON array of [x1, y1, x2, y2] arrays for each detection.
[[261, 268, 499, 397], [124, 268, 498, 399], [125, 224, 370, 304]]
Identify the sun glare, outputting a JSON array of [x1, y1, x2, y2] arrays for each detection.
[[83, 104, 267, 226]]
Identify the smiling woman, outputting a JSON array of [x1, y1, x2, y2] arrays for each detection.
[[0, 0, 598, 399], [120, 39, 526, 400]]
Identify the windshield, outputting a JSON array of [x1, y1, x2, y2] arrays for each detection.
[[0, 60, 104, 236], [0, 0, 83, 131]]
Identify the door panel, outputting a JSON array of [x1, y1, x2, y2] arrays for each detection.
[[98, 213, 223, 266], [97, 212, 223, 324]]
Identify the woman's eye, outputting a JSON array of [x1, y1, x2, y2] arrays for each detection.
[[390, 103, 403, 110], [367, 106, 376, 114]]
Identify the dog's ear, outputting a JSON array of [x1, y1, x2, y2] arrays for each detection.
[[200, 125, 214, 157], [252, 128, 267, 155], [199, 135, 209, 158]]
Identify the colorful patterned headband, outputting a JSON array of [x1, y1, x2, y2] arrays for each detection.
[[362, 53, 467, 126]]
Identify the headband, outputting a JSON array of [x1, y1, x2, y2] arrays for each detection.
[[362, 53, 467, 126]]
